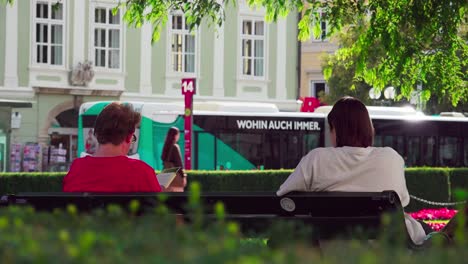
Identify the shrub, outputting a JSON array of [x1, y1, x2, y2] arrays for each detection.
[[0, 173, 65, 194], [0, 204, 282, 262], [0, 168, 467, 212], [404, 168, 451, 211], [450, 169, 468, 202], [0, 194, 467, 262], [188, 170, 291, 192]]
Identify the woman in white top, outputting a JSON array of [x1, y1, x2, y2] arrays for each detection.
[[277, 96, 427, 245]]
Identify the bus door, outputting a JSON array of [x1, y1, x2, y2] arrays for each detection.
[[195, 131, 215, 170]]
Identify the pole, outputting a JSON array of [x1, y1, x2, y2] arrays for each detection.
[[181, 78, 196, 170]]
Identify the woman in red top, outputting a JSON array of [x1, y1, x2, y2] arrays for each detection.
[[63, 102, 162, 192]]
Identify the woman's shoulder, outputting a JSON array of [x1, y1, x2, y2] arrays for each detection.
[[308, 147, 402, 159], [304, 147, 335, 159], [172, 144, 181, 150], [374, 146, 402, 156], [372, 147, 404, 162]]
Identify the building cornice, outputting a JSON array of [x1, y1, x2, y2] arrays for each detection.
[[0, 87, 35, 99], [32, 86, 123, 96]]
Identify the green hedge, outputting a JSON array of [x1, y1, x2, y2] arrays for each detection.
[[190, 170, 291, 192], [1, 168, 467, 211], [404, 168, 451, 211], [0, 172, 65, 194], [450, 168, 468, 201]]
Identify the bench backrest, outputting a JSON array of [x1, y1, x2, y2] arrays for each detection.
[[0, 191, 403, 239]]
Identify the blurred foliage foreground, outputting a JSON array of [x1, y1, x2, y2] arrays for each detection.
[[0, 185, 467, 263]]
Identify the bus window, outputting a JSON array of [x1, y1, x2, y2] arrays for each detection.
[[304, 133, 320, 154], [196, 132, 215, 170], [407, 136, 421, 167], [264, 133, 281, 169], [439, 137, 459, 167], [464, 138, 468, 167], [382, 135, 405, 157], [237, 133, 263, 168], [374, 135, 382, 147], [0, 142, 4, 172], [422, 136, 436, 166], [383, 136, 393, 148], [217, 133, 236, 169], [216, 133, 258, 170], [283, 134, 301, 169], [395, 136, 405, 156]]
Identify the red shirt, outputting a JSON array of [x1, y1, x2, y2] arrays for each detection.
[[63, 156, 162, 192]]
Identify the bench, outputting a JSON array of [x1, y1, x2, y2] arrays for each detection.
[[0, 191, 413, 243]]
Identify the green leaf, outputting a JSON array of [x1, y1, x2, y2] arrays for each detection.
[[420, 90, 431, 102], [114, 0, 467, 108], [323, 66, 332, 81]]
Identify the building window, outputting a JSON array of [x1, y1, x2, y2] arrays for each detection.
[[310, 81, 327, 97], [169, 14, 196, 73], [312, 12, 327, 42], [241, 18, 265, 78], [32, 0, 65, 66], [91, 5, 122, 70]]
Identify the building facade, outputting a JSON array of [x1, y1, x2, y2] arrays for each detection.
[[299, 10, 337, 99], [0, 0, 298, 171]]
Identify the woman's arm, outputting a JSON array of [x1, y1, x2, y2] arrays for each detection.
[[172, 144, 184, 170], [388, 149, 410, 207], [276, 155, 313, 196]]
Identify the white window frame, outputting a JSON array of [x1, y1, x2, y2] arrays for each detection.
[[167, 12, 199, 77], [239, 17, 266, 80], [309, 80, 328, 97], [311, 11, 328, 42], [89, 2, 124, 72], [31, 0, 67, 68]]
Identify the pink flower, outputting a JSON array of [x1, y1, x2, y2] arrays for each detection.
[[408, 208, 458, 220], [408, 208, 459, 231]]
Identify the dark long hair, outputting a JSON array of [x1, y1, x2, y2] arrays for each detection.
[[327, 97, 374, 147], [161, 127, 180, 161]]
